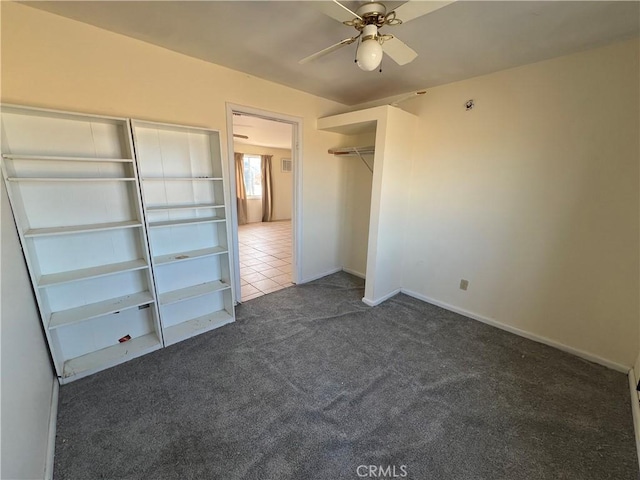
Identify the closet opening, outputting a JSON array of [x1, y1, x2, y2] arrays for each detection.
[[225, 104, 302, 302]]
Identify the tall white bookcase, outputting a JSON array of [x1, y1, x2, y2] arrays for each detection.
[[1, 105, 163, 383], [131, 120, 235, 347]]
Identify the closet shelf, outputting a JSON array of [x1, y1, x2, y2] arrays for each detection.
[[148, 216, 225, 228], [159, 280, 230, 306], [163, 309, 234, 346], [62, 332, 161, 379], [147, 203, 225, 212], [154, 247, 227, 266], [2, 154, 133, 163], [39, 259, 148, 287], [141, 177, 223, 181], [49, 291, 155, 329], [24, 220, 142, 238], [328, 145, 375, 156]]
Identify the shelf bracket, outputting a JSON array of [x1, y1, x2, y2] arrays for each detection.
[[352, 147, 373, 173]]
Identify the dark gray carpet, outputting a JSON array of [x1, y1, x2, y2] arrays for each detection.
[[54, 272, 637, 480]]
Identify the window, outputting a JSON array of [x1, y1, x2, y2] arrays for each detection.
[[243, 154, 262, 198]]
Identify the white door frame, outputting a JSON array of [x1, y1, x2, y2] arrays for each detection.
[[225, 103, 303, 302]]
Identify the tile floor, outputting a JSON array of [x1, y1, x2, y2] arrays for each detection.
[[239, 220, 293, 301]]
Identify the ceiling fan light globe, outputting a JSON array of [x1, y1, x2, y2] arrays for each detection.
[[356, 39, 383, 71]]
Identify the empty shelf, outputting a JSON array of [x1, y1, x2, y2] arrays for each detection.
[[154, 247, 227, 266], [49, 291, 155, 329], [142, 177, 223, 181], [147, 203, 225, 212], [39, 259, 148, 287], [148, 216, 225, 228], [6, 177, 136, 182], [2, 154, 133, 163], [62, 333, 161, 380], [24, 220, 142, 237], [163, 310, 234, 346], [159, 280, 230, 305]]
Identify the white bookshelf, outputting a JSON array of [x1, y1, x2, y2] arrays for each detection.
[[1, 105, 163, 383], [131, 120, 235, 346]]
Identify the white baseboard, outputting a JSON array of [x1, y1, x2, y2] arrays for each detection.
[[628, 368, 640, 468], [44, 378, 59, 480], [362, 288, 401, 307], [342, 267, 365, 279], [400, 288, 630, 373], [299, 267, 343, 284]]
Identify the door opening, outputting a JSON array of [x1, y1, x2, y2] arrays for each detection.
[[225, 104, 302, 302]]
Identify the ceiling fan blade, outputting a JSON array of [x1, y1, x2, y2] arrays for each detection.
[[382, 36, 418, 66], [312, 0, 362, 23], [299, 36, 359, 65], [392, 1, 455, 24]]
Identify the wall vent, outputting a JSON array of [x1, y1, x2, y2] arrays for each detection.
[[281, 158, 292, 173]]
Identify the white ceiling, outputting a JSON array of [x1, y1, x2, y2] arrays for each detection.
[[25, 1, 640, 106], [233, 114, 293, 150]]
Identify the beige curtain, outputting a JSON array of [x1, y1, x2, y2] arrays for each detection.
[[261, 155, 273, 222], [234, 152, 248, 225]]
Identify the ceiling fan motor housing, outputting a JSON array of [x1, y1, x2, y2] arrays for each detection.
[[357, 2, 387, 20], [346, 2, 398, 30]]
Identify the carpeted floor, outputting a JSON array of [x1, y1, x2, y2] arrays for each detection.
[[54, 272, 637, 479]]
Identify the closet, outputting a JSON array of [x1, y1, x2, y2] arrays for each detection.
[[318, 105, 418, 306], [329, 145, 375, 280], [1, 105, 235, 383]]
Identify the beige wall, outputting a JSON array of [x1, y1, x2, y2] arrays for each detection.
[[403, 38, 640, 368], [1, 181, 56, 480], [234, 143, 293, 222], [0, 1, 349, 281], [367, 107, 418, 302]]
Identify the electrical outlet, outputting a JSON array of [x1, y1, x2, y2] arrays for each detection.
[[459, 279, 469, 291]]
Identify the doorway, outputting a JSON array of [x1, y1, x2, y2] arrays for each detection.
[[225, 104, 302, 302]]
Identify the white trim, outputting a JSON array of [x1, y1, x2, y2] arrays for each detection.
[[44, 378, 59, 480], [299, 267, 343, 284], [628, 368, 640, 468], [342, 267, 365, 279], [225, 103, 303, 302], [401, 288, 630, 373], [362, 288, 401, 307]]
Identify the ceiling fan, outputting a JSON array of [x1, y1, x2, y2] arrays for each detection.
[[300, 1, 454, 72]]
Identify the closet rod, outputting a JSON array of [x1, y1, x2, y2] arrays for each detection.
[[328, 146, 374, 173], [328, 145, 374, 156]]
